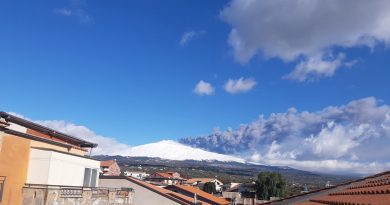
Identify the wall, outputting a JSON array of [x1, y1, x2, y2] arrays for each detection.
[[99, 178, 181, 205], [30, 140, 86, 156], [0, 133, 31, 205], [108, 163, 121, 176], [26, 148, 100, 187], [21, 186, 134, 205]]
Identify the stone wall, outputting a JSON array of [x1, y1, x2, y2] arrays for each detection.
[[21, 185, 134, 205]]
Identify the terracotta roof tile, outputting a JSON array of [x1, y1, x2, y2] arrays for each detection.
[[171, 185, 229, 205], [294, 171, 390, 205], [125, 177, 210, 205], [187, 178, 217, 184], [100, 160, 116, 167]]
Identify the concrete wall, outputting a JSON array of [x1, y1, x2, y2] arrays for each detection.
[[26, 148, 100, 187], [99, 178, 181, 205], [21, 186, 134, 205], [30, 140, 86, 156], [0, 133, 31, 205]]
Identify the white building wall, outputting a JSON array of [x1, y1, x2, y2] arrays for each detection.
[[26, 148, 100, 187], [99, 178, 181, 205]]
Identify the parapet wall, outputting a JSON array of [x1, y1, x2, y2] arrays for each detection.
[[21, 184, 134, 205]]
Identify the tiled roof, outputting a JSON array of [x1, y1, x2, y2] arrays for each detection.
[[100, 160, 116, 167], [187, 178, 217, 184], [122, 176, 211, 205], [171, 185, 230, 205], [150, 172, 183, 179], [294, 172, 390, 205], [157, 172, 176, 178]]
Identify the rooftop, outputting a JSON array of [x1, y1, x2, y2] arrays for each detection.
[[168, 184, 229, 205], [100, 160, 116, 167], [0, 111, 97, 148]]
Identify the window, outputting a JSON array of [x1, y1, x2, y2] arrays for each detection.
[[83, 168, 98, 187], [91, 169, 97, 187], [83, 168, 92, 187], [0, 176, 5, 202]]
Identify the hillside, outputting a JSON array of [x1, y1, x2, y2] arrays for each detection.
[[93, 155, 355, 196]]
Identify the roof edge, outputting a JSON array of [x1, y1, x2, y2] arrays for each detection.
[[0, 111, 97, 148]]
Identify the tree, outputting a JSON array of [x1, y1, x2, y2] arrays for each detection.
[[255, 172, 286, 200], [203, 182, 216, 194]]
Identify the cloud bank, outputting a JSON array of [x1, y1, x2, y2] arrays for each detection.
[[180, 97, 390, 175], [36, 120, 131, 155], [221, 0, 390, 81], [8, 113, 131, 156]]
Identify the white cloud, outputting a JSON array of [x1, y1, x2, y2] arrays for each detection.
[[36, 120, 132, 155], [54, 0, 92, 23], [193, 80, 215, 96], [54, 8, 73, 16], [180, 31, 206, 46], [284, 53, 346, 82], [7, 113, 131, 156], [224, 77, 256, 94], [180, 97, 390, 174], [221, 0, 390, 81]]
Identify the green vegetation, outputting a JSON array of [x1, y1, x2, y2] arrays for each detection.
[[203, 182, 216, 194], [255, 172, 287, 200]]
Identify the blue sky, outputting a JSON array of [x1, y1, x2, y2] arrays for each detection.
[[1, 0, 390, 151]]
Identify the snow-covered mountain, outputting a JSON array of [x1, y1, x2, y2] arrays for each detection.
[[126, 140, 245, 163]]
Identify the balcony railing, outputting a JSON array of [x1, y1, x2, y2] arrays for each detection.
[[23, 184, 134, 204]]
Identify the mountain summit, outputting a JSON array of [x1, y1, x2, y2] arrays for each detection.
[[127, 140, 245, 163]]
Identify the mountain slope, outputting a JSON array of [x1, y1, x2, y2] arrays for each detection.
[[126, 140, 245, 163]]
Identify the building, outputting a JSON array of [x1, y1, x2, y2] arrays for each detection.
[[146, 171, 185, 185], [187, 178, 224, 192], [166, 185, 230, 205], [100, 176, 212, 205], [124, 171, 150, 180], [100, 160, 121, 176], [0, 112, 133, 205]]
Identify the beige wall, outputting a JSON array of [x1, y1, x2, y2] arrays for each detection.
[[30, 140, 86, 156], [0, 133, 31, 205], [99, 178, 181, 205]]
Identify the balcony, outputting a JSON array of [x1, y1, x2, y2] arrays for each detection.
[[22, 184, 134, 205]]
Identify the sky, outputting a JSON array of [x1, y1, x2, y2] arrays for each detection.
[[1, 0, 390, 174]]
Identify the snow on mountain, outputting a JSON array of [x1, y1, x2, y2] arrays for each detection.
[[127, 140, 245, 163]]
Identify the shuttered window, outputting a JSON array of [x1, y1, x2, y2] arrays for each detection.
[[0, 176, 5, 202]]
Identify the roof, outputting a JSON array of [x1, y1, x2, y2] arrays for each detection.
[[100, 160, 116, 167], [169, 185, 230, 205], [150, 172, 183, 179], [0, 112, 97, 148], [295, 172, 390, 205], [268, 170, 390, 205], [187, 178, 220, 184], [157, 172, 175, 178], [100, 176, 211, 205]]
